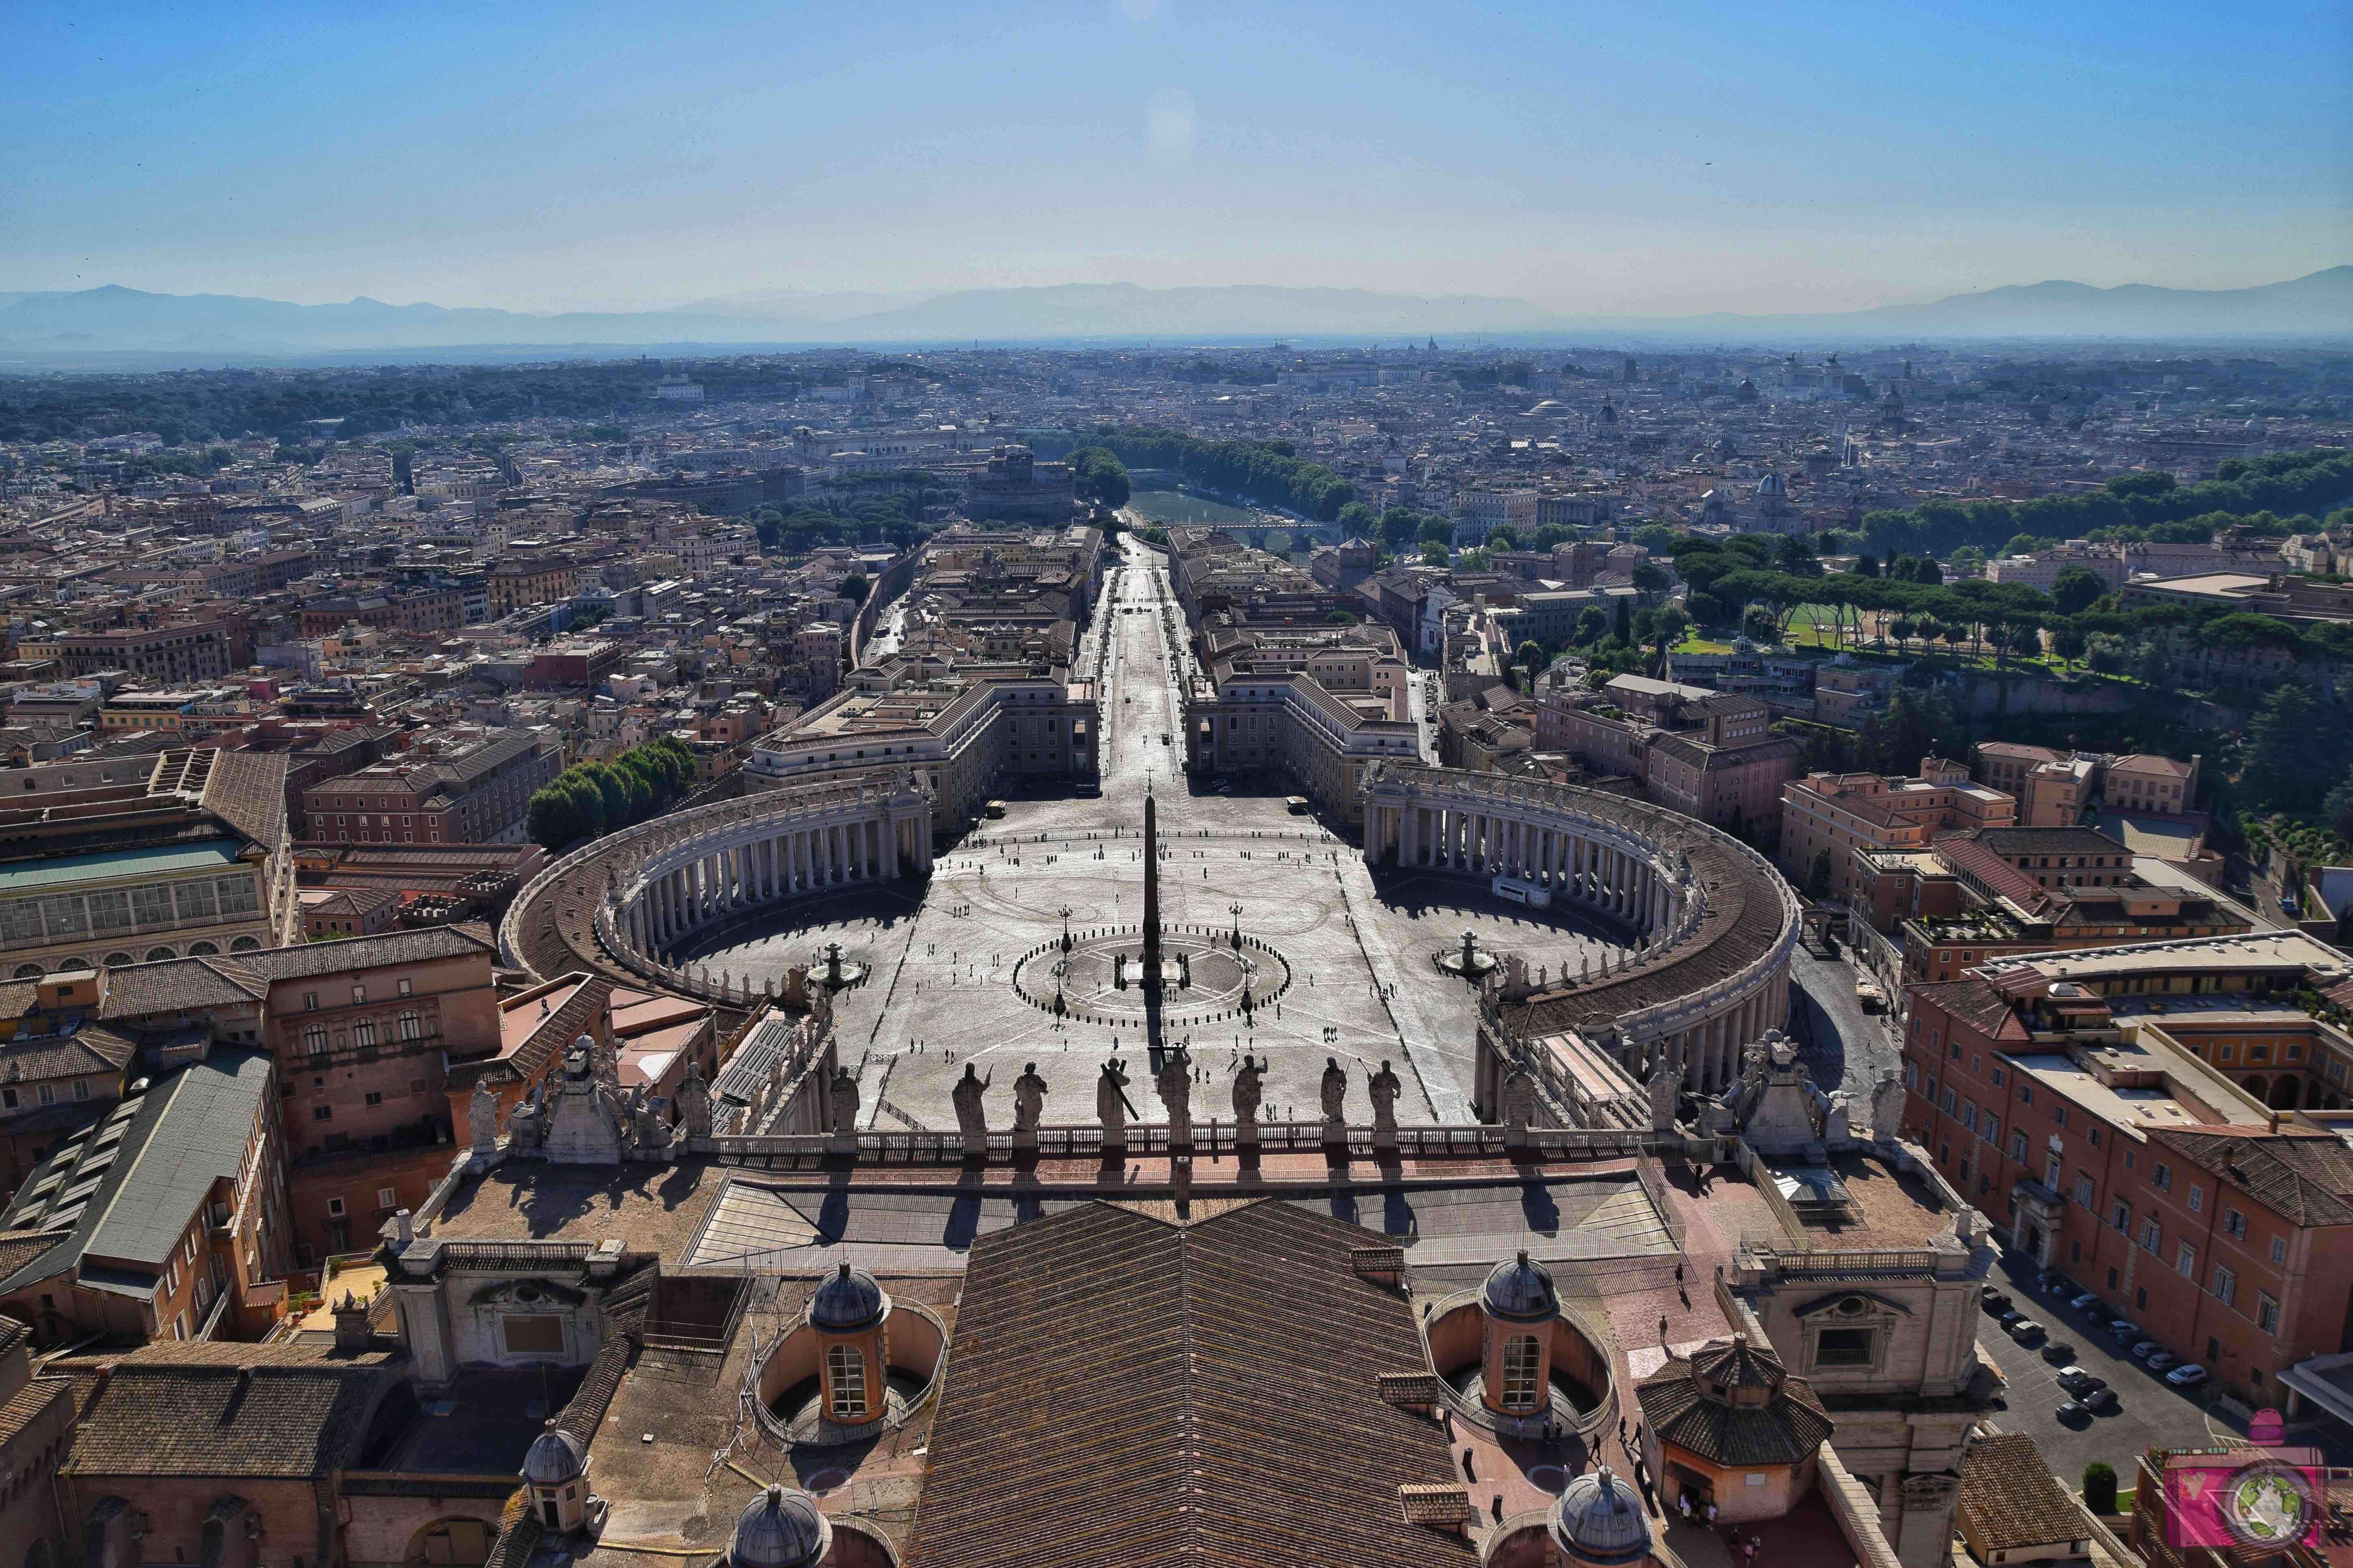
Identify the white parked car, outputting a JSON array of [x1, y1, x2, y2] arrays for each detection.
[[2166, 1363, 2210, 1388]]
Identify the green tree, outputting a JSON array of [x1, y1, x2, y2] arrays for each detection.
[[1741, 604, 1780, 644], [837, 572, 871, 606], [1574, 606, 1609, 646], [1776, 533, 1818, 575], [1488, 526, 1521, 552], [1516, 639, 1545, 676], [2050, 567, 2105, 616], [1421, 541, 1450, 566], [2246, 682, 2316, 812], [1613, 596, 1632, 644], [1381, 507, 1425, 551], [2003, 533, 2043, 557], [1632, 523, 1675, 554], [2082, 1462, 2117, 1516], [1805, 849, 1834, 901], [1418, 516, 1456, 548], [2050, 623, 2088, 667], [2324, 767, 2353, 841], [1065, 445, 1132, 507], [1337, 500, 1378, 539]]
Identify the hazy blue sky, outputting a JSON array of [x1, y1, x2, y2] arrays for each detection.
[[7, 0, 2348, 316]]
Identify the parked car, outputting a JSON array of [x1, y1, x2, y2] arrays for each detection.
[[1982, 1291, 2014, 1316], [1998, 1308, 2027, 1327], [2107, 1319, 2143, 1340], [2069, 1291, 2103, 1312], [2038, 1272, 2070, 1294], [2041, 1341, 2078, 1365], [2131, 1340, 2163, 1360], [2056, 1368, 2106, 1396], [2056, 1399, 2090, 1422], [2167, 1364, 2210, 1389], [2082, 1387, 2120, 1412], [2147, 1351, 2180, 1373], [2007, 1318, 2045, 1341]]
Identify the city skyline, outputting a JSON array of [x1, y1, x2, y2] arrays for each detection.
[[8, 0, 2348, 316]]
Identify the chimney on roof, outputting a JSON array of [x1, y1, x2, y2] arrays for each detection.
[[333, 1291, 372, 1352]]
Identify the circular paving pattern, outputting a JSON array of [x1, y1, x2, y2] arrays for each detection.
[[1010, 926, 1293, 1028]]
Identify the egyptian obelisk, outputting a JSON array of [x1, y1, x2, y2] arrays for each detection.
[[1142, 784, 1161, 984]]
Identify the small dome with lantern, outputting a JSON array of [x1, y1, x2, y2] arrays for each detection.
[[809, 1261, 887, 1332], [1482, 1250, 1560, 1323], [1550, 1465, 1653, 1567], [521, 1422, 586, 1486], [728, 1484, 830, 1568]]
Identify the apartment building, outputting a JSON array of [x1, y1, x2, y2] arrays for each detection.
[[1902, 933, 2353, 1406], [48, 621, 231, 684], [0, 1038, 288, 1345], [1536, 676, 1802, 842], [745, 670, 1099, 828], [241, 926, 503, 1261], [1877, 827, 2250, 984], [1448, 487, 1535, 546], [302, 728, 563, 846], [1780, 759, 2016, 903]]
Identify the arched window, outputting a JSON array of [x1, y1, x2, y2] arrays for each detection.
[[10, 965, 38, 980], [826, 1342, 867, 1420], [146, 947, 176, 962], [398, 1012, 423, 1042], [353, 1017, 379, 1049], [1500, 1334, 1542, 1413], [103, 953, 133, 969], [230, 936, 261, 952], [187, 942, 219, 957], [303, 1024, 329, 1056]]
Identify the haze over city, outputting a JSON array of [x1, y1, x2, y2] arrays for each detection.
[[9, 0, 2349, 322]]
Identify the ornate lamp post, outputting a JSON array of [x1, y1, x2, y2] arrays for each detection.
[[1228, 900, 1244, 949]]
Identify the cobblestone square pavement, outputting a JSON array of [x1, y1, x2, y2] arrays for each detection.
[[686, 538, 1643, 1134]]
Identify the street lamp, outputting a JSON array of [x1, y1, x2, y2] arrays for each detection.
[[1228, 900, 1243, 948], [1059, 904, 1074, 953]]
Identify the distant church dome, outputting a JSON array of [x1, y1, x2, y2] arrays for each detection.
[[1482, 1250, 1560, 1323], [809, 1261, 886, 1332], [1550, 1465, 1652, 1567], [1755, 472, 1787, 497], [521, 1424, 586, 1486], [1598, 397, 1618, 426], [729, 1484, 830, 1568]]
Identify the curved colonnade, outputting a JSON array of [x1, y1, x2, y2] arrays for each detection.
[[1360, 762, 1800, 1100], [499, 771, 933, 999]]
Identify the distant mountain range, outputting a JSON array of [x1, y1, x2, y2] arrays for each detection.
[[0, 269, 2346, 364]]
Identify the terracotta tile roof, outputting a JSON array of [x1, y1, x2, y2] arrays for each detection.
[[1959, 1433, 2088, 1551], [199, 749, 290, 849], [1910, 978, 2030, 1042], [2147, 1129, 2353, 1229], [0, 1377, 69, 1450], [906, 1199, 1476, 1568], [96, 956, 267, 1014], [62, 1340, 399, 1478], [1635, 1336, 1834, 1467], [234, 925, 497, 983]]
